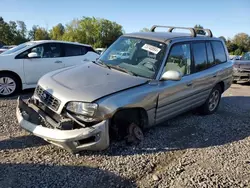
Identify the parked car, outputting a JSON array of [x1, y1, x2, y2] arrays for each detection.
[[233, 52, 250, 83], [0, 40, 99, 96], [17, 25, 233, 153], [0, 45, 16, 54], [110, 51, 130, 60], [95, 48, 106, 55]]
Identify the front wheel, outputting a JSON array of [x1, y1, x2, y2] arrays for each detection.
[[0, 73, 20, 97], [199, 85, 222, 115]]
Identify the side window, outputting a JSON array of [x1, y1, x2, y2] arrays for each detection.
[[192, 42, 207, 72], [211, 41, 227, 64], [44, 43, 61, 58], [206, 42, 215, 68], [64, 44, 87, 57], [16, 43, 61, 58], [165, 43, 191, 75]]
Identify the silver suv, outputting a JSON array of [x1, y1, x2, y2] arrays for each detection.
[[17, 26, 233, 153]]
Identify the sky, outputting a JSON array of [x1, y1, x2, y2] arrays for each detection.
[[0, 0, 249, 38]]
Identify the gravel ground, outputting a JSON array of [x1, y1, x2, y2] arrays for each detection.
[[0, 83, 250, 188]]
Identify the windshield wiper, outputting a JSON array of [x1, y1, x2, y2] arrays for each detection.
[[107, 65, 137, 76], [92, 60, 110, 69]]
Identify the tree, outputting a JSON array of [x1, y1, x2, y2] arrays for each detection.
[[50, 23, 65, 40], [34, 27, 50, 40], [234, 48, 242, 56], [140, 28, 150, 32], [194, 24, 206, 35], [63, 17, 123, 48], [227, 40, 238, 53], [16, 21, 27, 39], [232, 33, 250, 52], [219, 36, 227, 44], [0, 17, 12, 44], [28, 25, 38, 40]]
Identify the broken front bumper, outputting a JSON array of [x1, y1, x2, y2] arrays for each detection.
[[233, 69, 250, 81], [16, 98, 110, 153]]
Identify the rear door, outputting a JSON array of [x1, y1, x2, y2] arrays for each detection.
[[189, 40, 226, 109], [21, 43, 64, 84], [62, 44, 99, 67]]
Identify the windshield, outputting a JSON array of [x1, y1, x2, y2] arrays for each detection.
[[99, 37, 166, 79], [0, 42, 34, 55], [241, 52, 250, 60]]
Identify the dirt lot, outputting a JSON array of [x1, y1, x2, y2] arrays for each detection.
[[0, 83, 250, 188]]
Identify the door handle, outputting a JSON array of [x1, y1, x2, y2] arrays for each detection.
[[54, 61, 62, 64], [212, 74, 217, 78], [186, 82, 193, 86]]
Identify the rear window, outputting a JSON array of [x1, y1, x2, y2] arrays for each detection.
[[64, 44, 87, 57], [211, 41, 226, 63]]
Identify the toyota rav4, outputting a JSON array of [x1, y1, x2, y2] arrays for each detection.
[[16, 25, 233, 153]]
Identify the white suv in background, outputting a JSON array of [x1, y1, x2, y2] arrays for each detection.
[[0, 40, 99, 96]]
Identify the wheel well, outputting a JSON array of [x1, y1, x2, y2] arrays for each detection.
[[0, 70, 22, 90], [112, 108, 148, 128], [217, 81, 225, 93]]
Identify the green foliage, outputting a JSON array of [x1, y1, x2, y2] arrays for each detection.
[[63, 17, 123, 48], [234, 48, 242, 55], [227, 33, 250, 55], [0, 17, 28, 45], [232, 33, 250, 52], [194, 24, 206, 35], [219, 36, 226, 43], [34, 27, 50, 40], [50, 23, 65, 40], [140, 28, 150, 32]]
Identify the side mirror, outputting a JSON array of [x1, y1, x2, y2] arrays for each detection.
[[160, 70, 182, 81], [28, 52, 39, 58]]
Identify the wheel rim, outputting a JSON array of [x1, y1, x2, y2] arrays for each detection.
[[208, 90, 220, 111], [0, 77, 16, 95]]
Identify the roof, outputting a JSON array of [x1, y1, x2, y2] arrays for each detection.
[[31, 40, 92, 47], [123, 32, 217, 43]]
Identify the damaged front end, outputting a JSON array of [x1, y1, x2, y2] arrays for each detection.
[[16, 97, 109, 153]]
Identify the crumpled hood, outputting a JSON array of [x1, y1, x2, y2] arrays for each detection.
[[38, 62, 148, 104]]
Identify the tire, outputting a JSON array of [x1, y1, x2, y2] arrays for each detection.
[[0, 73, 21, 97], [199, 84, 222, 115]]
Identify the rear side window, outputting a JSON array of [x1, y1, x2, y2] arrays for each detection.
[[211, 41, 226, 63], [206, 42, 215, 68], [64, 44, 87, 57], [192, 42, 207, 72], [86, 46, 96, 53]]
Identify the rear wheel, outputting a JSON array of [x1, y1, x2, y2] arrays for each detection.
[[199, 84, 222, 115], [0, 73, 21, 97]]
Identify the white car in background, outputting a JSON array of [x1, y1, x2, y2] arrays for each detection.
[[0, 45, 16, 54], [110, 51, 130, 60], [0, 40, 99, 96], [95, 48, 106, 55]]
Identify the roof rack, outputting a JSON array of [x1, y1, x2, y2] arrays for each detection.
[[150, 25, 213, 37]]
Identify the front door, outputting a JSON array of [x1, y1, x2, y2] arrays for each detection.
[[156, 42, 195, 124], [22, 43, 64, 84]]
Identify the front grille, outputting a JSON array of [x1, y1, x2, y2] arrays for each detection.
[[35, 85, 61, 111]]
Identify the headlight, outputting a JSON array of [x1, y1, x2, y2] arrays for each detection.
[[66, 102, 98, 116]]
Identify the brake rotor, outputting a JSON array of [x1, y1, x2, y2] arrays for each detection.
[[127, 123, 144, 143]]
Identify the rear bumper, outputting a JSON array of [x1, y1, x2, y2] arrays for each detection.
[[16, 98, 109, 153]]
